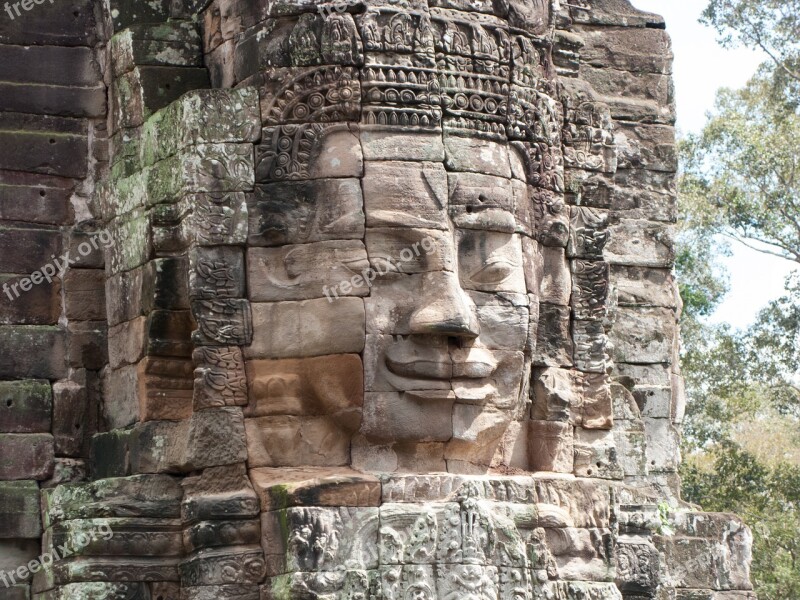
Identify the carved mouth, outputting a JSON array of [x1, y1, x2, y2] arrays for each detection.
[[385, 357, 452, 380], [384, 345, 498, 381]]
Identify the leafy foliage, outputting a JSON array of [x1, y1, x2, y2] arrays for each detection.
[[676, 6, 800, 598]]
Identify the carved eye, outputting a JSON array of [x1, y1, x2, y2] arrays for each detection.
[[467, 258, 516, 285]]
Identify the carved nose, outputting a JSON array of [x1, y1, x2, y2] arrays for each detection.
[[409, 272, 479, 338]]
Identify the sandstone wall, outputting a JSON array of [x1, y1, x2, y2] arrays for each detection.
[[0, 1, 756, 599]]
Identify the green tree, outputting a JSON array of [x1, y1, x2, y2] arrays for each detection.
[[675, 5, 800, 598]]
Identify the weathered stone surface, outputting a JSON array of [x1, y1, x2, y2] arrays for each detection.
[[534, 303, 573, 367], [248, 240, 369, 301], [246, 354, 363, 416], [0, 113, 88, 178], [610, 306, 677, 365], [0, 0, 753, 595], [110, 66, 211, 132], [52, 376, 90, 456], [0, 434, 54, 480], [528, 420, 574, 473], [247, 298, 365, 359], [193, 346, 248, 410], [0, 481, 42, 538], [249, 467, 381, 511], [63, 269, 106, 321], [256, 123, 362, 181], [182, 463, 260, 523], [0, 326, 66, 380], [110, 22, 203, 77], [138, 88, 260, 166], [130, 407, 247, 473], [0, 380, 52, 434], [248, 179, 364, 247], [363, 161, 448, 230], [606, 219, 675, 268]]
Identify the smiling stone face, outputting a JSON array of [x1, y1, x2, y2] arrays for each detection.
[[357, 142, 537, 468], [239, 0, 572, 473]]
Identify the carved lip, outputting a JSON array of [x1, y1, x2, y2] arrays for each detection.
[[385, 349, 497, 381]]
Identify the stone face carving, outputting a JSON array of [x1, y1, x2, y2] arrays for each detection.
[[1, 1, 752, 599]]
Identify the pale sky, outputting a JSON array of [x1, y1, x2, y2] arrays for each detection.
[[631, 0, 795, 329]]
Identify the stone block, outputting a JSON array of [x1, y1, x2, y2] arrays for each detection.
[[249, 467, 381, 511], [106, 257, 189, 326], [0, 170, 74, 226], [249, 241, 369, 301], [363, 161, 448, 230], [246, 354, 363, 417], [0, 224, 61, 275], [67, 321, 107, 370], [0, 481, 42, 539], [90, 430, 131, 480], [247, 298, 365, 359], [256, 123, 362, 181], [0, 44, 100, 86], [41, 474, 182, 528], [538, 246, 571, 306], [261, 506, 379, 575], [0, 540, 39, 582], [533, 303, 573, 367], [245, 412, 359, 468], [41, 458, 87, 490], [189, 246, 246, 300], [444, 135, 511, 178], [248, 178, 364, 247], [139, 88, 260, 166], [110, 22, 203, 77], [643, 417, 680, 472], [361, 129, 445, 161], [106, 209, 151, 274], [63, 269, 105, 321], [0, 380, 52, 434], [0, 434, 54, 480], [527, 420, 573, 473], [101, 364, 140, 429], [66, 226, 107, 269], [193, 346, 248, 411], [579, 27, 672, 74], [573, 317, 610, 373], [179, 546, 265, 585], [192, 298, 253, 346], [361, 391, 453, 444], [130, 407, 247, 473], [207, 38, 236, 88], [0, 81, 105, 119], [573, 428, 624, 479], [0, 326, 66, 380], [611, 169, 678, 222], [0, 113, 88, 178], [181, 464, 259, 523], [446, 405, 513, 468], [0, 0, 100, 46], [52, 378, 90, 457], [110, 66, 211, 132], [606, 219, 675, 268], [615, 122, 677, 172], [612, 265, 677, 308], [610, 306, 677, 365]]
